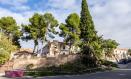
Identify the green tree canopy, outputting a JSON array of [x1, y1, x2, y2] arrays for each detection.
[[102, 39, 119, 57], [59, 13, 80, 53], [128, 49, 131, 56], [0, 16, 22, 47], [59, 13, 80, 45], [22, 13, 58, 53], [43, 13, 58, 40], [22, 13, 46, 53]]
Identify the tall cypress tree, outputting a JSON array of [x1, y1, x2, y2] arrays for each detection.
[[80, 0, 102, 66], [80, 0, 96, 42]]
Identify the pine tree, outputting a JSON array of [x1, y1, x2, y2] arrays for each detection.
[[22, 13, 46, 53], [80, 0, 102, 66], [22, 13, 58, 53], [0, 17, 22, 48], [59, 13, 80, 53]]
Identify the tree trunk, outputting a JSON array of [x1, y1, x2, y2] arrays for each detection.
[[113, 54, 119, 63], [37, 44, 39, 53], [33, 45, 36, 53], [105, 54, 107, 60], [33, 40, 38, 53], [69, 44, 72, 54]]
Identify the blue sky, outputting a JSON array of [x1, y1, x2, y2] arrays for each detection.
[[0, 0, 131, 48]]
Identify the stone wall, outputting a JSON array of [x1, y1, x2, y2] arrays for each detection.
[[0, 54, 79, 73]]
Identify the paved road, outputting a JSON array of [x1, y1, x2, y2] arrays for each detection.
[[37, 69, 131, 79], [37, 63, 131, 79], [1, 69, 131, 79]]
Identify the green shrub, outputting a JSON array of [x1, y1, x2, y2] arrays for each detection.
[[25, 59, 115, 77], [0, 49, 10, 64], [101, 60, 118, 68], [26, 64, 34, 70], [0, 33, 17, 64], [25, 71, 61, 77]]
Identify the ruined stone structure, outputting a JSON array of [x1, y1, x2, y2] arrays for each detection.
[[0, 41, 80, 73], [11, 48, 36, 60], [38, 40, 80, 57], [0, 54, 79, 73]]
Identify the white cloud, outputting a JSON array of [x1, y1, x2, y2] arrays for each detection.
[[0, 7, 33, 48], [0, 7, 33, 25], [0, 0, 30, 11], [0, 0, 28, 6], [0, 0, 131, 48], [90, 0, 131, 48], [48, 0, 79, 10], [37, 0, 131, 48], [11, 5, 30, 11], [39, 0, 81, 23]]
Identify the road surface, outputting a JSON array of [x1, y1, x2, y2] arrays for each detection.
[[1, 64, 131, 79], [39, 69, 131, 79], [0, 69, 131, 79]]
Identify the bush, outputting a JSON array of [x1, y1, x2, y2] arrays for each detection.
[[25, 71, 65, 77], [25, 59, 116, 77], [25, 59, 105, 77], [0, 49, 10, 64], [26, 64, 34, 70], [0, 33, 17, 64], [101, 60, 118, 68]]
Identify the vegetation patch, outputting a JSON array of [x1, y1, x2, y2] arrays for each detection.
[[25, 59, 117, 77], [0, 33, 17, 64]]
